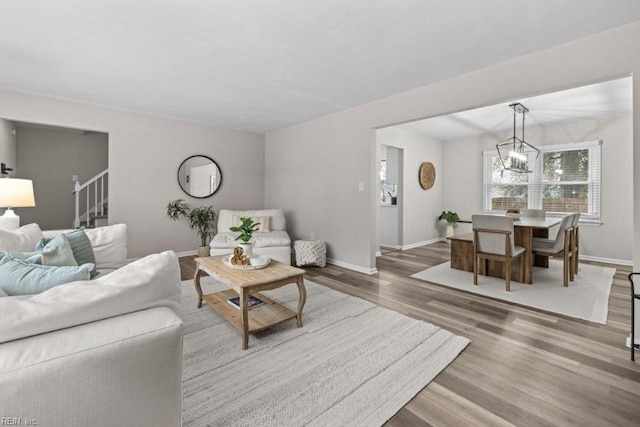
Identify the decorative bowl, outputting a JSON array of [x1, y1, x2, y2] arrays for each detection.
[[505, 212, 521, 220], [223, 254, 271, 270]]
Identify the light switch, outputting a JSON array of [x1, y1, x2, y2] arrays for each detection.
[[358, 182, 364, 192]]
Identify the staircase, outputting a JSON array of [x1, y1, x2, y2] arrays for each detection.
[[73, 169, 108, 228]]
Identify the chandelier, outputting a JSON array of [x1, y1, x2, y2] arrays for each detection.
[[496, 103, 540, 173]]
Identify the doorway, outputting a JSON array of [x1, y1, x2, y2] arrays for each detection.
[[1, 120, 109, 230], [379, 145, 403, 249]]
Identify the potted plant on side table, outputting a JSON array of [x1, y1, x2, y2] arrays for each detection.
[[229, 217, 260, 257], [166, 199, 217, 257], [438, 211, 460, 243]]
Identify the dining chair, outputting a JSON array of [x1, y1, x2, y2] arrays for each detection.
[[522, 209, 546, 218], [532, 214, 575, 286], [472, 215, 525, 291], [570, 213, 581, 275]]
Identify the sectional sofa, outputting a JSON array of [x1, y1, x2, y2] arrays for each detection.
[[0, 224, 183, 426]]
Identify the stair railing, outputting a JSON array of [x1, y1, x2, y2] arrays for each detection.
[[73, 169, 108, 228]]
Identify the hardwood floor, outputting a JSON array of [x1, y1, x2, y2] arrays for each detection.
[[179, 243, 640, 426]]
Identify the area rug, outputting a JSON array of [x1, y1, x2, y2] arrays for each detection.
[[178, 277, 470, 426], [411, 260, 615, 324]]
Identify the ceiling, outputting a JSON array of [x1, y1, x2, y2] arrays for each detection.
[[1, 1, 639, 134], [397, 76, 633, 141]]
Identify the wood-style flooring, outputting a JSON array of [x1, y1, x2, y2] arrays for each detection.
[[179, 242, 640, 426]]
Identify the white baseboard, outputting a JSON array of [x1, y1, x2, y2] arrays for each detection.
[[401, 238, 441, 250], [579, 255, 633, 267], [625, 334, 639, 349], [326, 258, 378, 275], [380, 244, 401, 250]]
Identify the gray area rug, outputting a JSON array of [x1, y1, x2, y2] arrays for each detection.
[[411, 259, 615, 324], [178, 277, 470, 426]]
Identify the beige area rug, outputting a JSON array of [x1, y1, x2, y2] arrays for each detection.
[[178, 277, 470, 426], [411, 260, 615, 324]]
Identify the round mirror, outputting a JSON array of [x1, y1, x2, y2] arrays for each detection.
[[177, 155, 222, 198]]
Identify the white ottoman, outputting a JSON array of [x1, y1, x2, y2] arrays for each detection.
[[294, 240, 326, 267]]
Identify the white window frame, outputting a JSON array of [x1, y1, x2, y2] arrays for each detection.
[[483, 140, 602, 223]]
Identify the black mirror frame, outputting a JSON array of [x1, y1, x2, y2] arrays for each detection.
[[177, 155, 222, 199]]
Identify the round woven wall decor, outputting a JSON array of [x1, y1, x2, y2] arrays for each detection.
[[419, 162, 436, 189]]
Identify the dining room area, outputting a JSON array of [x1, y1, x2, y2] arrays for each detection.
[[447, 210, 580, 290], [379, 76, 632, 328]]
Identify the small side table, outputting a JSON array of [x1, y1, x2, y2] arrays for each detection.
[[294, 240, 326, 267]]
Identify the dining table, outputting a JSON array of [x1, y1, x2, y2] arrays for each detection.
[[448, 216, 563, 284]]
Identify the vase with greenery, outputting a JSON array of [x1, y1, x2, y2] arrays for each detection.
[[438, 211, 459, 242], [229, 217, 260, 257], [166, 199, 217, 257]]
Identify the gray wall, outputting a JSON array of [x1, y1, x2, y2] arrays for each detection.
[[441, 115, 633, 263], [265, 21, 640, 274], [15, 126, 108, 230], [0, 118, 16, 176], [0, 93, 265, 258]]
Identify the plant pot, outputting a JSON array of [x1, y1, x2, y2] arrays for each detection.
[[239, 242, 253, 257], [445, 223, 455, 243], [197, 246, 210, 257]]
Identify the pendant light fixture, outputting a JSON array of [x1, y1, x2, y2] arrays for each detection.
[[496, 103, 540, 173]]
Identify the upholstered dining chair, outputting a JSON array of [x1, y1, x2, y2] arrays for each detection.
[[472, 215, 525, 292], [522, 209, 546, 218], [570, 213, 581, 275], [532, 214, 576, 286]]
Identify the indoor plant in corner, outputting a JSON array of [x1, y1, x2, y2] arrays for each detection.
[[166, 199, 217, 257], [229, 217, 260, 257], [438, 211, 460, 243]]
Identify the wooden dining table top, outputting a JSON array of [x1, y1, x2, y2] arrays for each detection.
[[460, 215, 562, 230], [511, 216, 562, 229]]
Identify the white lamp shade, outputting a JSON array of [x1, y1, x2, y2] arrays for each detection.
[[0, 178, 36, 208]]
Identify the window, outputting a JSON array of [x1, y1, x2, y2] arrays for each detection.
[[483, 140, 601, 222]]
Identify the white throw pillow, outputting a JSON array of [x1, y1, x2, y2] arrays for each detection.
[[84, 224, 128, 269], [0, 224, 44, 252]]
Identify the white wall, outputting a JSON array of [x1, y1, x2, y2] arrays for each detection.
[[441, 115, 632, 263], [377, 127, 443, 250], [15, 126, 108, 230], [265, 21, 640, 274], [0, 90, 265, 258]]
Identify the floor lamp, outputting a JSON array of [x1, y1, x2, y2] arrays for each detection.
[[0, 178, 36, 231]]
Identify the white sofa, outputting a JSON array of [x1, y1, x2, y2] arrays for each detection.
[[209, 208, 292, 264], [0, 224, 183, 427]]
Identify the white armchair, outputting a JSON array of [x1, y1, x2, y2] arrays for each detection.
[[209, 209, 292, 265]]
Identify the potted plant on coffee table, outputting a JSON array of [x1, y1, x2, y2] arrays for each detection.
[[438, 210, 460, 242], [166, 199, 217, 257], [229, 217, 260, 257]]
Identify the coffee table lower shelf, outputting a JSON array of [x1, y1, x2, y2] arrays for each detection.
[[202, 289, 297, 333]]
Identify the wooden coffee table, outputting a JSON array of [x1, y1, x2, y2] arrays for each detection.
[[193, 255, 306, 349]]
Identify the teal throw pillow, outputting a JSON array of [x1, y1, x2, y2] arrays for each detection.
[[38, 233, 78, 267], [37, 229, 97, 277], [0, 250, 42, 264], [65, 228, 97, 278], [0, 255, 94, 296]]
